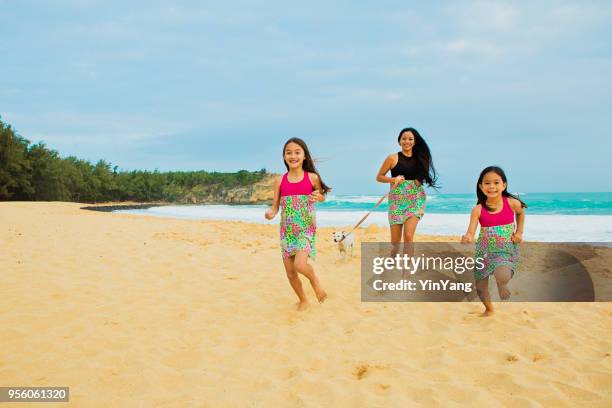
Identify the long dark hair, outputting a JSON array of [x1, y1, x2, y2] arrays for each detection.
[[397, 127, 439, 188], [476, 166, 527, 211], [282, 137, 331, 194]]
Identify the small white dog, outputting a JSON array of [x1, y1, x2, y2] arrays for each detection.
[[332, 231, 354, 261]]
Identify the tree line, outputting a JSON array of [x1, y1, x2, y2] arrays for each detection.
[[0, 117, 267, 203]]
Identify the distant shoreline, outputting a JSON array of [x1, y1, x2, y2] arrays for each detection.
[[80, 203, 170, 212], [80, 201, 276, 213]]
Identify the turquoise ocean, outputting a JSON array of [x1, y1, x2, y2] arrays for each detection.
[[117, 192, 612, 242], [319, 192, 612, 215]]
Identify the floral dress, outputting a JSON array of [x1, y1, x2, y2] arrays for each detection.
[[388, 180, 426, 225], [279, 172, 317, 259], [474, 199, 519, 280]]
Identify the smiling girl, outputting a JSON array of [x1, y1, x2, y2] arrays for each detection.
[[265, 138, 330, 310], [462, 166, 527, 316]]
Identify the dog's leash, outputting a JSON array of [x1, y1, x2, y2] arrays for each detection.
[[339, 192, 389, 243]]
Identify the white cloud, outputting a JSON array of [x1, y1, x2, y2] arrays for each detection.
[[380, 66, 420, 77], [447, 0, 518, 32], [441, 39, 502, 56], [549, 3, 612, 25], [49, 0, 99, 6], [0, 111, 188, 147], [348, 89, 406, 102], [147, 5, 212, 24], [299, 67, 357, 79]]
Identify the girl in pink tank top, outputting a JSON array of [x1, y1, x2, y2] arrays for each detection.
[[264, 138, 331, 310], [279, 171, 314, 196], [478, 195, 515, 227], [462, 166, 527, 316]]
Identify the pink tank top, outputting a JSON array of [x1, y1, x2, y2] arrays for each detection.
[[280, 171, 313, 197], [479, 196, 515, 227]]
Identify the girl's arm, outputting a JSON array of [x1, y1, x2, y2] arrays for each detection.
[[308, 173, 325, 203], [461, 205, 481, 243], [264, 177, 282, 219], [376, 154, 404, 186], [509, 198, 525, 243]]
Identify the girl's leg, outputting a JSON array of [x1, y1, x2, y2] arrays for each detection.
[[282, 256, 309, 310], [294, 251, 327, 303], [475, 277, 494, 316], [493, 266, 512, 300]]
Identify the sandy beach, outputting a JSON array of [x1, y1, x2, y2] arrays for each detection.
[[1, 202, 611, 407]]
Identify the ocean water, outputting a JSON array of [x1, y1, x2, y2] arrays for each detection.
[[116, 192, 612, 242], [318, 192, 612, 215]]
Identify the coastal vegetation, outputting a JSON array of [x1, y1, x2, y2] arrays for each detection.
[[0, 117, 269, 203]]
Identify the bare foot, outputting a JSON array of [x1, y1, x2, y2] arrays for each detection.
[[498, 285, 511, 300], [481, 308, 494, 317], [316, 287, 328, 303], [296, 301, 309, 311], [311, 279, 328, 303]]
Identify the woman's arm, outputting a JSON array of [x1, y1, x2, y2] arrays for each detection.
[[376, 154, 404, 185], [264, 176, 282, 219], [461, 205, 481, 243], [308, 173, 325, 203]]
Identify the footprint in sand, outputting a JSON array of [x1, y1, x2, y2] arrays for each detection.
[[506, 354, 519, 362], [522, 318, 537, 329], [353, 364, 369, 380], [352, 363, 390, 380], [283, 368, 297, 379]]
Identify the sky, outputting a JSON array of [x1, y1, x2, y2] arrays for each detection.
[[1, 0, 611, 194]]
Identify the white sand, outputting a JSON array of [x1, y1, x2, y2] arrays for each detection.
[[1, 202, 611, 407]]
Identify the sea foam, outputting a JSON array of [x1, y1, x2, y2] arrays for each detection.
[[116, 204, 612, 242]]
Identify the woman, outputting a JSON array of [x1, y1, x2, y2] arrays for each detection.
[[376, 127, 438, 243]]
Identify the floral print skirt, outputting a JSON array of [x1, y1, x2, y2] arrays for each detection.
[[474, 223, 519, 280], [280, 195, 316, 259], [388, 180, 426, 225]]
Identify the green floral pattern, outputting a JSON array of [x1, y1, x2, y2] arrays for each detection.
[[388, 180, 426, 225], [280, 195, 316, 259], [474, 223, 519, 280]]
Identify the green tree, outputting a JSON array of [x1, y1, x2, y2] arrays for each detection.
[[0, 118, 33, 199], [0, 117, 270, 203], [27, 143, 69, 201]]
